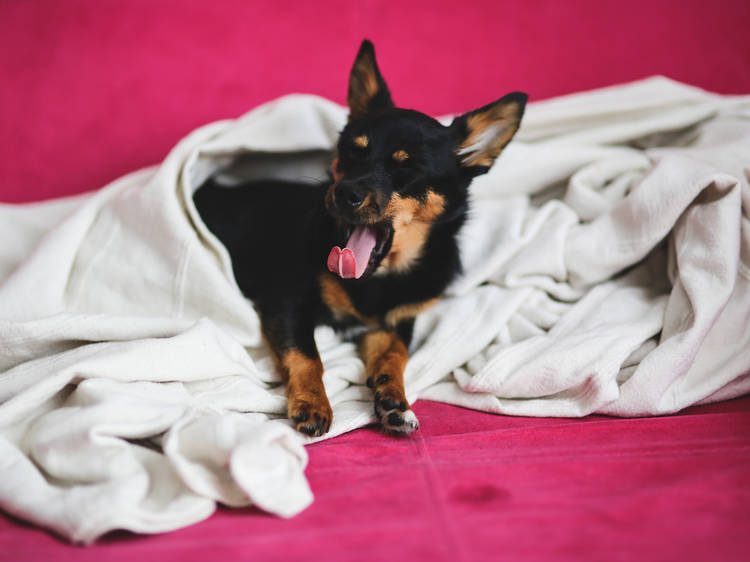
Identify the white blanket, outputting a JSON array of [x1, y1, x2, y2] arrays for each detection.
[[1, 77, 749, 543]]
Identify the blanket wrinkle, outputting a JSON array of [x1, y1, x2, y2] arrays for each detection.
[[1, 77, 749, 542]]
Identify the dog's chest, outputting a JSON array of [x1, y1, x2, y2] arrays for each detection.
[[319, 273, 380, 326], [318, 272, 439, 336]]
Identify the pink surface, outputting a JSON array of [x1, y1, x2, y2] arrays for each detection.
[[2, 398, 750, 561], [2, 1, 750, 560]]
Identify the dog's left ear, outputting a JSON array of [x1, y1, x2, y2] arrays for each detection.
[[347, 40, 394, 122], [451, 92, 528, 174]]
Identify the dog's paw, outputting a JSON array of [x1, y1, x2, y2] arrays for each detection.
[[372, 386, 419, 435], [288, 396, 332, 437]]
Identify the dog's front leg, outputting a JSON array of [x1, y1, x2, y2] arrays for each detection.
[[259, 304, 332, 437], [280, 349, 331, 437], [360, 326, 419, 434]]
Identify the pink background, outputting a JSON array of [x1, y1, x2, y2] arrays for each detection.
[[2, 0, 749, 203], [2, 1, 749, 560]]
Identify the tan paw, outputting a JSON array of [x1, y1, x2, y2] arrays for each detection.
[[288, 395, 332, 437]]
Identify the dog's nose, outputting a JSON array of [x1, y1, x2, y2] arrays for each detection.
[[337, 186, 366, 209], [344, 191, 364, 208]]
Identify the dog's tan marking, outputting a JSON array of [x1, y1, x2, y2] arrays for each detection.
[[392, 149, 409, 163], [354, 135, 369, 149], [281, 349, 331, 436], [360, 192, 375, 212], [385, 298, 440, 328], [281, 349, 324, 388], [319, 273, 376, 324], [360, 330, 408, 385], [387, 189, 446, 223], [378, 189, 446, 274]]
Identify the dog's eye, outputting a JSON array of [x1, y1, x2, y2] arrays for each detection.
[[392, 150, 409, 163]]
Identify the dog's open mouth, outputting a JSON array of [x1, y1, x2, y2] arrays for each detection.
[[327, 223, 393, 279]]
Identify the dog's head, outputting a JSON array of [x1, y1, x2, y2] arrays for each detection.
[[326, 40, 526, 280]]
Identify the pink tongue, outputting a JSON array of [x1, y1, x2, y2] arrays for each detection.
[[326, 225, 378, 279]]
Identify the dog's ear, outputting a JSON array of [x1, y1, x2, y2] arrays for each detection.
[[347, 40, 394, 122], [451, 92, 527, 174]]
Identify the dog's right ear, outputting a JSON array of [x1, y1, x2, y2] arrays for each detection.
[[450, 92, 527, 176], [347, 40, 394, 122]]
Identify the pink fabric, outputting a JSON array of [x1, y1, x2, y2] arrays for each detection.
[[2, 398, 749, 560], [2, 0, 750, 559]]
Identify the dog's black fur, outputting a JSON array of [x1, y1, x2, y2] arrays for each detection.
[[194, 40, 526, 436]]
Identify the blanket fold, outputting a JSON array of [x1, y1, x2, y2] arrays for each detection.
[[1, 77, 748, 542]]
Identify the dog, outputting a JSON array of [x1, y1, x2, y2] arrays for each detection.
[[193, 40, 526, 437]]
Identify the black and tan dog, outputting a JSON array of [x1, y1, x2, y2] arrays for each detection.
[[194, 40, 526, 437]]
